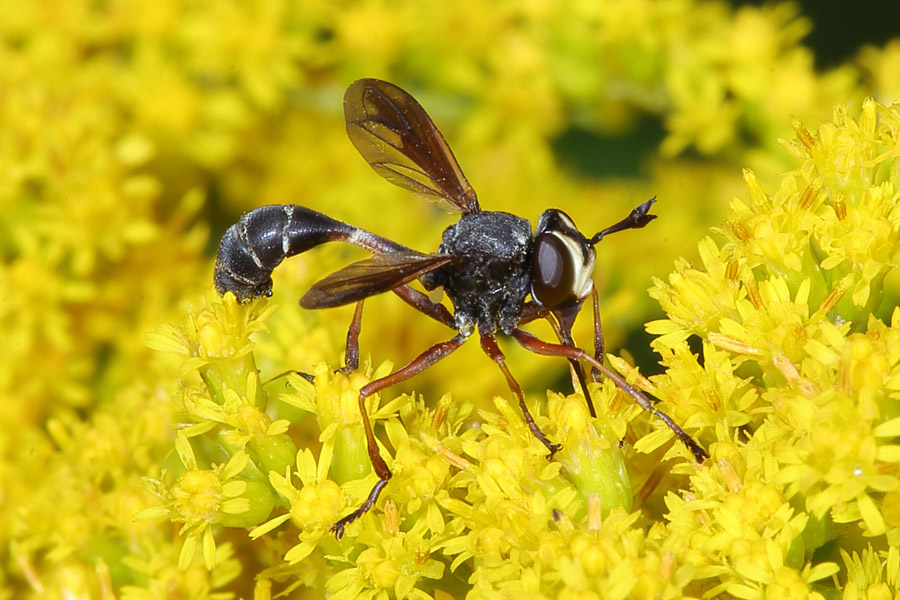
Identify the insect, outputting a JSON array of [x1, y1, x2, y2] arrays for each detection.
[[214, 78, 708, 539]]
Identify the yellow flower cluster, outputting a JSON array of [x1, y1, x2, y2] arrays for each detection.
[[648, 99, 900, 598], [2, 0, 899, 598], [145, 296, 658, 598]]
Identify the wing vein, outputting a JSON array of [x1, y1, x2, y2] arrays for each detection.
[[344, 78, 480, 214]]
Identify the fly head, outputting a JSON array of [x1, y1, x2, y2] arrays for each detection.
[[530, 209, 596, 311]]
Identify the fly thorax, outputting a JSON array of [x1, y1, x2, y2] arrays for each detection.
[[435, 211, 533, 333]]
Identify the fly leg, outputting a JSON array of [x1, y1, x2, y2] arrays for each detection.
[[589, 287, 604, 379], [392, 285, 455, 327], [330, 334, 467, 539], [339, 281, 454, 375], [510, 328, 708, 463], [517, 301, 599, 419], [337, 301, 365, 373], [479, 332, 561, 458], [547, 304, 599, 418]]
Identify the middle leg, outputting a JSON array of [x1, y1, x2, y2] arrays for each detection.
[[479, 332, 560, 457]]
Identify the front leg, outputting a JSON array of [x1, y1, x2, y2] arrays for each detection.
[[519, 301, 599, 418], [548, 303, 599, 419], [590, 287, 604, 379]]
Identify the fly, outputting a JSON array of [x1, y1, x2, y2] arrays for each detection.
[[214, 78, 708, 539]]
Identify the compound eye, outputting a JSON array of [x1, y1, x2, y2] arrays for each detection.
[[531, 232, 577, 307]]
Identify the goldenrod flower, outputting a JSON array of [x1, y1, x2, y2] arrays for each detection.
[[5, 1, 900, 598]]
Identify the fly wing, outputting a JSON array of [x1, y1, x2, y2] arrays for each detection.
[[344, 78, 480, 215], [300, 251, 457, 309]]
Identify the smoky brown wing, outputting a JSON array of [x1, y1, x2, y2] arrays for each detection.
[[300, 252, 457, 309], [344, 78, 480, 214]]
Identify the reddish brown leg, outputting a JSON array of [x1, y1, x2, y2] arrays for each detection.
[[590, 287, 604, 378], [549, 305, 598, 419], [479, 332, 561, 457], [337, 300, 365, 373], [519, 301, 599, 418], [392, 285, 455, 327], [330, 334, 468, 539], [566, 357, 596, 418], [510, 329, 708, 463], [339, 284, 455, 375], [267, 302, 364, 383], [518, 301, 550, 325]]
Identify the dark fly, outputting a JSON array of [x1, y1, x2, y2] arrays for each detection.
[[214, 78, 708, 539]]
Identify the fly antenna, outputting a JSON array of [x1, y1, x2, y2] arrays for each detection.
[[589, 197, 657, 245]]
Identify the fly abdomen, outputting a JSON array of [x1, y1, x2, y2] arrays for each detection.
[[214, 204, 409, 301]]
